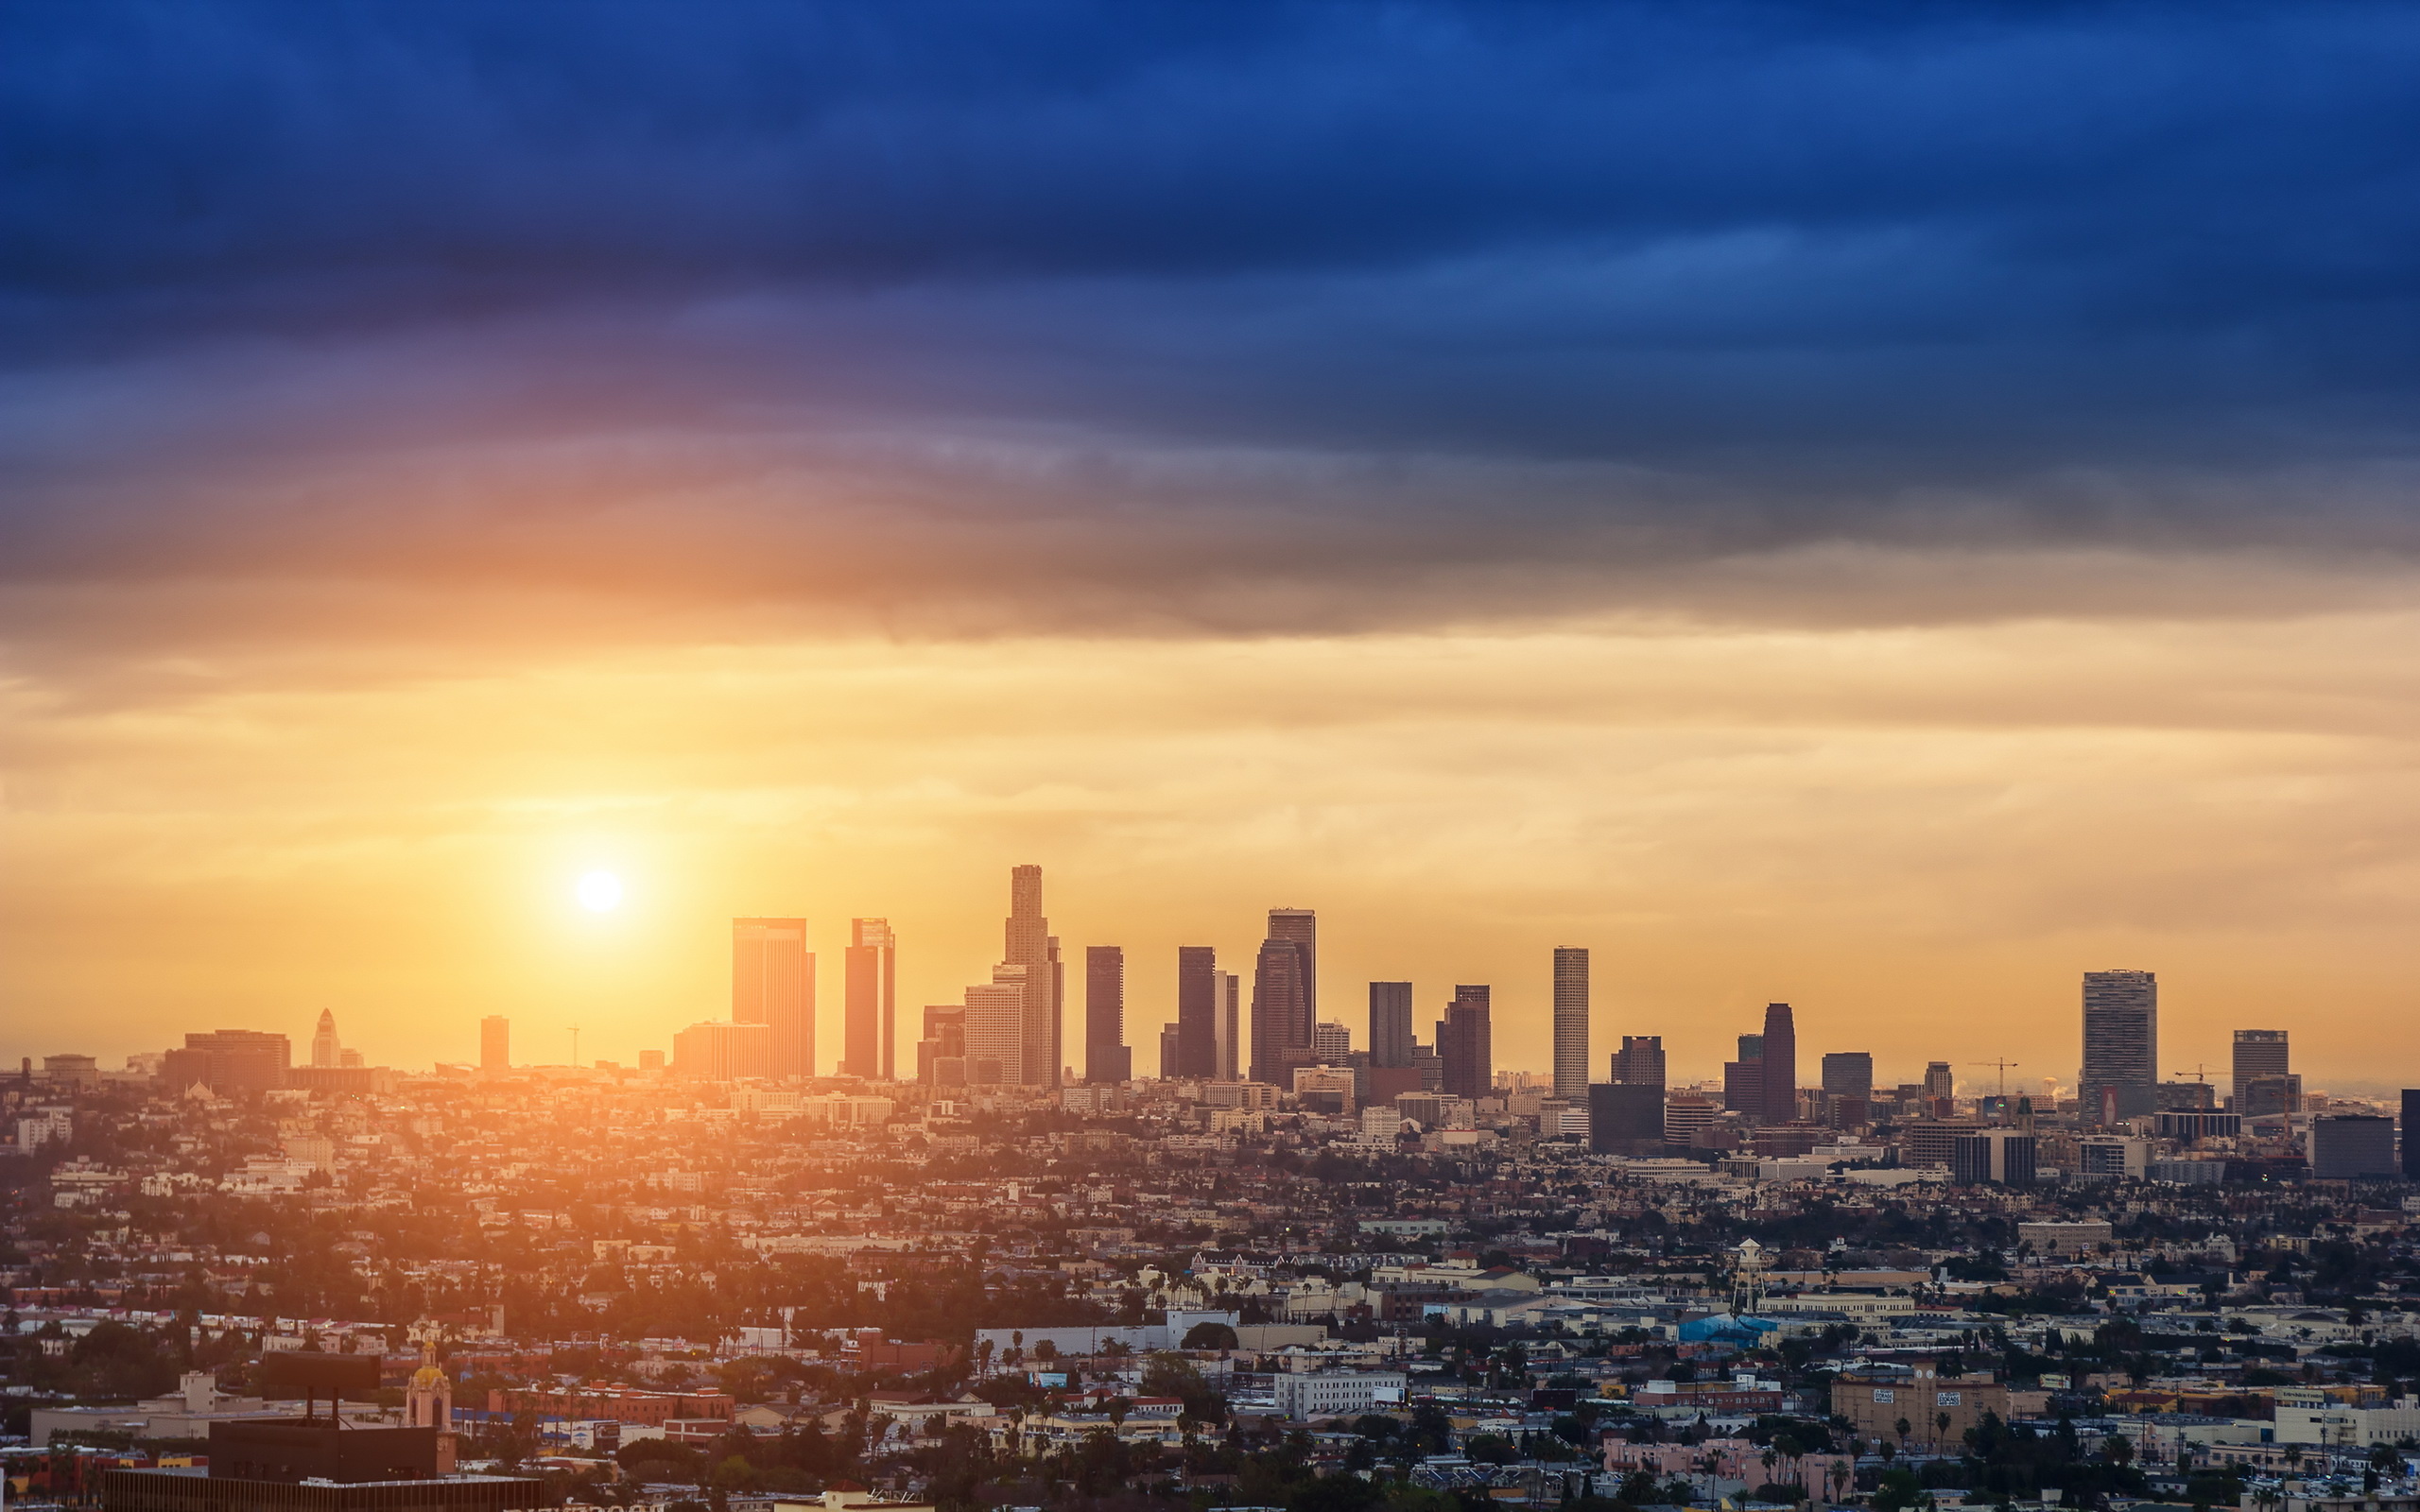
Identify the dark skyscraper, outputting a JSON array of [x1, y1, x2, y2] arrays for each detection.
[[1821, 1051, 1875, 1102], [1002, 866, 1061, 1086], [1612, 1035, 1666, 1089], [1176, 946, 1219, 1079], [1761, 1002, 1798, 1125], [2232, 1030, 2289, 1105], [2403, 1091, 2420, 1180], [1268, 908, 1317, 1020], [1552, 947, 1589, 1101], [2081, 969, 2158, 1123], [1085, 946, 1130, 1084], [1369, 982, 1414, 1069], [840, 919, 895, 1080], [1250, 934, 1313, 1085], [1437, 985, 1492, 1099], [734, 918, 813, 1078]]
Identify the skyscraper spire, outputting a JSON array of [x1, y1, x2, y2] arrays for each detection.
[[310, 1009, 341, 1070], [1004, 865, 1060, 1086]]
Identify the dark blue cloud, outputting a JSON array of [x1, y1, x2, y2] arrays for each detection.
[[6, 0, 2420, 632]]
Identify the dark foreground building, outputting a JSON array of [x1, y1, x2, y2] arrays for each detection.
[[105, 1422, 549, 1512]]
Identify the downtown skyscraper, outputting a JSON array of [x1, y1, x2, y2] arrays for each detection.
[[1002, 866, 1063, 1087], [733, 918, 813, 1078], [1368, 982, 1413, 1070], [1551, 947, 1590, 1100], [2081, 969, 2158, 1123], [1085, 945, 1131, 1084], [1760, 1001, 1798, 1125], [1175, 945, 1219, 1080], [1250, 908, 1316, 1086], [1438, 985, 1492, 1099], [840, 919, 896, 1081]]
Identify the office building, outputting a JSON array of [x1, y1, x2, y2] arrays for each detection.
[[917, 1005, 967, 1085], [162, 1031, 290, 1095], [1002, 866, 1062, 1088], [1760, 1003, 1797, 1125], [1551, 947, 1590, 1101], [733, 918, 814, 1079], [962, 965, 1028, 1085], [2081, 969, 2158, 1123], [1590, 1082, 1665, 1155], [2405, 1091, 2420, 1180], [2232, 1030, 2290, 1104], [1437, 986, 1492, 1100], [1821, 1051, 1874, 1103], [1313, 1021, 1352, 1063], [2238, 1073, 2303, 1118], [1214, 969, 1240, 1080], [2309, 1115, 2398, 1180], [1084, 946, 1130, 1084], [840, 919, 896, 1080], [1251, 929, 1315, 1086], [1176, 947, 1219, 1080], [1271, 1370, 1408, 1421], [1268, 907, 1318, 1020], [310, 1010, 341, 1070], [1611, 1035, 1666, 1088], [1922, 1060, 1954, 1101], [1369, 982, 1414, 1069], [1159, 1023, 1182, 1080], [1664, 1091, 1718, 1145], [672, 1021, 774, 1081], [1950, 1131, 2038, 1187], [479, 1016, 509, 1073]]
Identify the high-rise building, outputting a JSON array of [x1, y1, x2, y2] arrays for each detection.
[[1552, 947, 1590, 1101], [310, 1010, 341, 1070], [1369, 983, 1414, 1069], [1922, 1061, 1955, 1100], [1176, 947, 1219, 1080], [840, 919, 896, 1080], [1950, 1130, 2038, 1187], [1611, 1036, 1666, 1089], [2232, 1030, 2290, 1105], [1085, 946, 1130, 1084], [918, 1005, 967, 1085], [1213, 970, 1240, 1081], [1437, 986, 1491, 1100], [2403, 1091, 2420, 1181], [1002, 867, 1061, 1088], [479, 1016, 509, 1073], [672, 1021, 774, 1081], [2081, 970, 2158, 1123], [963, 965, 1028, 1085], [1761, 1002, 1798, 1126], [1313, 1021, 1352, 1063], [1590, 1083, 1664, 1154], [733, 918, 814, 1079], [1822, 1052, 1875, 1103], [1723, 1032, 1764, 1114], [1160, 1023, 1182, 1080], [1268, 907, 1317, 1020], [2310, 1115, 2397, 1180], [1250, 932, 1314, 1085], [162, 1030, 291, 1095]]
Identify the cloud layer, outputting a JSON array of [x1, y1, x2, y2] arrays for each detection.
[[9, 1, 2420, 646]]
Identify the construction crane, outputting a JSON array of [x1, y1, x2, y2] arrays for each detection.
[[1969, 1058, 2021, 1096], [2172, 1064, 2213, 1082]]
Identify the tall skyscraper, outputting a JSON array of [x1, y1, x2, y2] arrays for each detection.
[[1213, 969, 1240, 1080], [480, 1015, 510, 1073], [1821, 1051, 1875, 1102], [962, 965, 1028, 1085], [1250, 929, 1314, 1085], [734, 918, 814, 1079], [1437, 986, 1492, 1099], [1761, 1002, 1797, 1125], [1612, 1035, 1666, 1088], [2081, 969, 2158, 1123], [1176, 947, 1219, 1079], [841, 919, 896, 1080], [1085, 946, 1131, 1084], [1002, 866, 1062, 1087], [1369, 983, 1414, 1069], [1551, 947, 1590, 1101], [1268, 907, 1317, 1020], [311, 1009, 341, 1070], [2232, 1030, 2289, 1105]]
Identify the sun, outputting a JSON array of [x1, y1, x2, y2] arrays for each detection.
[[576, 870, 624, 913]]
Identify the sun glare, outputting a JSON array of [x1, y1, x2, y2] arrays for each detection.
[[576, 869, 624, 913]]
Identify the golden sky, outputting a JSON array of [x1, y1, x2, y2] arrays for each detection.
[[9, 558, 2417, 1093]]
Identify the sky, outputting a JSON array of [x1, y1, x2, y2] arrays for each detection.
[[7, 1, 2420, 1091]]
